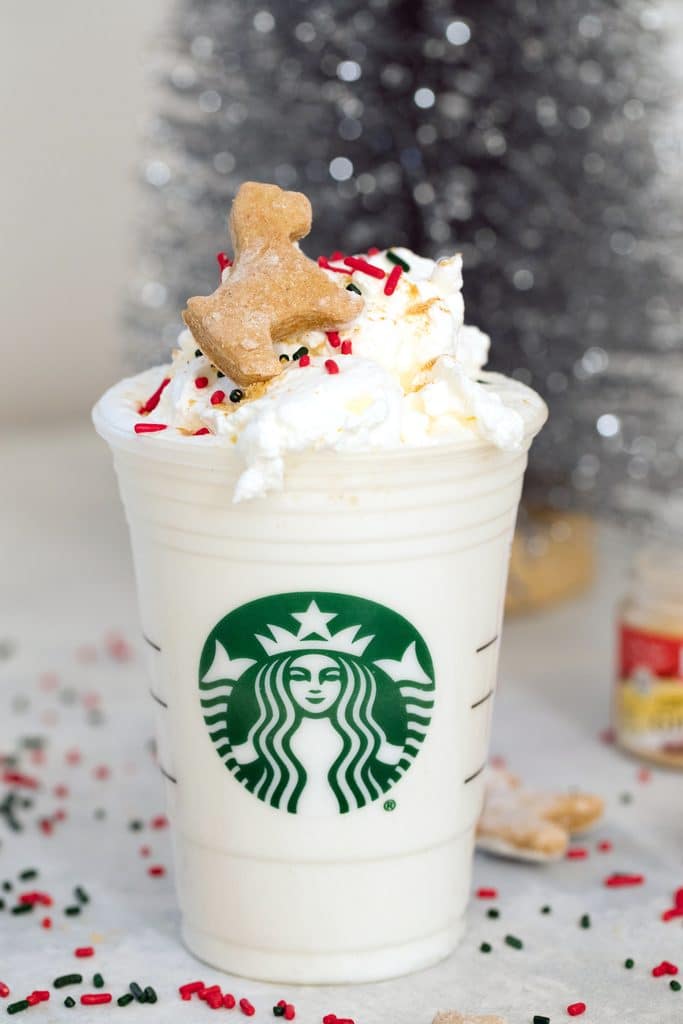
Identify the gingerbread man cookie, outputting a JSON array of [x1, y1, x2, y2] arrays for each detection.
[[183, 182, 363, 386], [476, 767, 604, 862], [433, 1012, 507, 1024]]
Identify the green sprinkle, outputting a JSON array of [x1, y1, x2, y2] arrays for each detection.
[[64, 996, 76, 1008], [94, 808, 106, 820], [487, 908, 500, 919], [386, 250, 410, 272], [541, 905, 552, 914], [53, 974, 83, 989], [128, 819, 143, 831], [229, 388, 244, 404], [2, 881, 13, 892], [217, 371, 225, 378], [93, 973, 104, 989], [194, 349, 202, 357], [143, 987, 157, 1004], [624, 958, 635, 969], [292, 347, 308, 361], [279, 353, 290, 363], [533, 1017, 550, 1024], [0, 899, 5, 910], [479, 942, 492, 953], [74, 886, 89, 904], [18, 869, 37, 881], [346, 282, 362, 295], [620, 792, 633, 804], [671, 980, 681, 992], [274, 1007, 286, 1017], [7, 1000, 30, 1015], [129, 982, 145, 1002], [505, 934, 523, 950], [64, 905, 81, 916], [580, 913, 591, 929], [117, 993, 134, 1007], [11, 903, 33, 915]]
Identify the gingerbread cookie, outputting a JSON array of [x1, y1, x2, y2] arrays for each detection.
[[433, 1012, 507, 1024], [183, 182, 363, 386], [476, 767, 604, 862]]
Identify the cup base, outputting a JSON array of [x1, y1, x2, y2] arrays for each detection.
[[181, 917, 465, 985]]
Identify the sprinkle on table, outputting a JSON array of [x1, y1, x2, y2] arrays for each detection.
[[597, 839, 613, 852], [579, 913, 591, 929], [384, 265, 402, 296], [7, 999, 30, 1014], [624, 958, 635, 969], [605, 872, 644, 888], [487, 908, 500, 919], [541, 905, 552, 914], [81, 993, 112, 1005], [54, 974, 83, 988], [480, 942, 492, 953], [671, 980, 682, 991], [148, 865, 165, 877], [533, 1017, 551, 1024], [567, 1002, 586, 1016], [74, 946, 95, 958], [505, 934, 523, 950], [117, 993, 134, 1007], [0, 982, 9, 998], [477, 887, 498, 900], [240, 997, 256, 1016], [64, 996, 76, 1008], [134, 422, 167, 434], [566, 847, 588, 860]]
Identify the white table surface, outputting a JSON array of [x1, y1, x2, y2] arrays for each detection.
[[1, 423, 681, 1024]]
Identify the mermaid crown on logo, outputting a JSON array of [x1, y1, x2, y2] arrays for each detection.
[[256, 600, 374, 657]]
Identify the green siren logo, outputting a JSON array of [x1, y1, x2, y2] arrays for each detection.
[[198, 592, 435, 816]]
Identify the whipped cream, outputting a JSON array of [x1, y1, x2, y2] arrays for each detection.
[[100, 248, 546, 500]]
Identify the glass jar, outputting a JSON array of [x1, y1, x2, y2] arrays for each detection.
[[616, 546, 683, 769]]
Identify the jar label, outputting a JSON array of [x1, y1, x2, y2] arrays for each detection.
[[617, 623, 683, 763]]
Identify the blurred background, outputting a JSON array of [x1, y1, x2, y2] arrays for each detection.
[[1, 0, 682, 741]]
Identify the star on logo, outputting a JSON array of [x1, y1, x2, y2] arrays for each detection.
[[291, 600, 337, 640]]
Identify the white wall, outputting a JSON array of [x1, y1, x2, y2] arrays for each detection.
[[0, 0, 169, 427]]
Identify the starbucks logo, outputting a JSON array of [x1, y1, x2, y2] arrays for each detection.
[[198, 592, 435, 816]]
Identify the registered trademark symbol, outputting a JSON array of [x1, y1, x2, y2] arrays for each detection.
[[383, 799, 396, 812]]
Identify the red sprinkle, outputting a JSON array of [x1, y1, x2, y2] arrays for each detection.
[[662, 907, 683, 922], [134, 422, 167, 434], [318, 256, 352, 275], [384, 264, 402, 296], [285, 1005, 296, 1020], [330, 251, 346, 261], [326, 331, 341, 348], [2, 771, 39, 789], [224, 994, 236, 1009], [200, 986, 221, 1001], [367, 246, 380, 255], [0, 982, 9, 998], [81, 993, 112, 1005], [193, 427, 211, 435], [217, 252, 233, 272], [341, 340, 352, 355], [567, 1003, 586, 1017], [75, 946, 95, 958], [54, 784, 69, 799], [325, 359, 340, 375], [148, 865, 166, 877], [140, 845, 151, 857], [211, 390, 226, 405], [476, 887, 498, 900], [207, 990, 223, 1009], [675, 887, 683, 909], [323, 1016, 337, 1024], [29, 991, 49, 1004], [19, 891, 52, 906], [344, 256, 386, 279], [239, 997, 255, 1016], [605, 872, 644, 888], [637, 767, 651, 783], [653, 960, 679, 976], [299, 355, 311, 368], [566, 847, 589, 860], [39, 818, 53, 835], [139, 377, 170, 414], [179, 981, 205, 999], [41, 917, 52, 929], [151, 814, 168, 829], [195, 376, 209, 389], [597, 840, 612, 852]]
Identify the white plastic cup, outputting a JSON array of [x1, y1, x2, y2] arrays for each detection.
[[94, 387, 545, 984]]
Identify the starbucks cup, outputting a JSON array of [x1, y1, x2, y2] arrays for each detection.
[[94, 392, 545, 984]]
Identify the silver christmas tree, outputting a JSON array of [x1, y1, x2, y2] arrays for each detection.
[[126, 0, 683, 525]]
